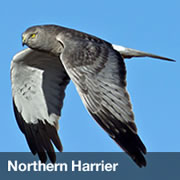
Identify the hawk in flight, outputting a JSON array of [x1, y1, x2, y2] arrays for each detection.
[[11, 25, 174, 167]]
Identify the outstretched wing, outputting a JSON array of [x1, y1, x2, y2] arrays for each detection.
[[11, 48, 70, 163], [112, 44, 175, 61], [57, 34, 146, 167]]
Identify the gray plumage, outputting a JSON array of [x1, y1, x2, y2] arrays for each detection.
[[11, 24, 174, 167]]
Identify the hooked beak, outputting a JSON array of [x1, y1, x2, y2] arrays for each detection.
[[22, 35, 26, 46]]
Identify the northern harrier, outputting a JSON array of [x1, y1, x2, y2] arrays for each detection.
[[11, 25, 174, 167]]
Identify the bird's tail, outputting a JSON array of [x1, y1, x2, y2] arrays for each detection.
[[112, 44, 175, 62]]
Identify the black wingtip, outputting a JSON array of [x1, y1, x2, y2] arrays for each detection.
[[130, 151, 147, 168], [45, 123, 63, 152], [160, 57, 176, 62], [114, 134, 147, 168], [37, 152, 47, 163], [117, 131, 147, 167], [170, 59, 176, 62], [13, 102, 62, 164], [47, 152, 56, 163]]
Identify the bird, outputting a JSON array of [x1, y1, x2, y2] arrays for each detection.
[[10, 24, 174, 167]]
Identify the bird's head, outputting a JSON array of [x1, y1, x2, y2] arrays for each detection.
[[22, 26, 45, 49], [22, 25, 60, 54]]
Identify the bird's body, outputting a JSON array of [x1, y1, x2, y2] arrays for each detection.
[[11, 25, 174, 167]]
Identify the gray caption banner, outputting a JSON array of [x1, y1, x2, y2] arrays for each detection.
[[0, 152, 179, 180]]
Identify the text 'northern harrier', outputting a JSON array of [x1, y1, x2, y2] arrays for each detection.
[[11, 25, 174, 167]]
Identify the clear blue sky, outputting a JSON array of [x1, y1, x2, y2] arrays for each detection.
[[0, 0, 179, 153]]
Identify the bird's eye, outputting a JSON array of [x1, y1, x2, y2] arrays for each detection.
[[31, 33, 36, 38]]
